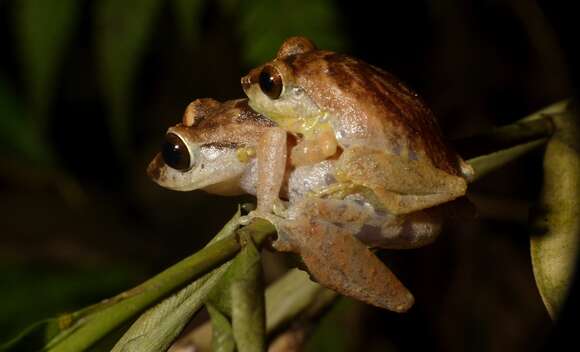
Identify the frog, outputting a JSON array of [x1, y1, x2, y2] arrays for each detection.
[[147, 98, 276, 196], [241, 36, 474, 221], [147, 98, 438, 312]]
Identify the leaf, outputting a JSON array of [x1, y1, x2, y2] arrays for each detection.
[[207, 304, 235, 352], [1, 210, 275, 352], [0, 318, 59, 351], [171, 0, 205, 45], [530, 107, 580, 319], [0, 78, 51, 164], [111, 264, 231, 352], [265, 269, 328, 333], [206, 221, 269, 317], [94, 0, 162, 157], [14, 0, 80, 131], [231, 236, 265, 352], [40, 211, 244, 352], [234, 0, 347, 66], [0, 264, 139, 351], [169, 269, 331, 351], [110, 211, 240, 351]]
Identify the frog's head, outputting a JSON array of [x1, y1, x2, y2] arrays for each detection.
[[147, 99, 275, 195], [241, 37, 324, 128]]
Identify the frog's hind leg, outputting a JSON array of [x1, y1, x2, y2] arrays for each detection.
[[281, 217, 414, 312], [336, 146, 468, 215]]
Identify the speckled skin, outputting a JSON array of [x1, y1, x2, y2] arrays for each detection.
[[241, 36, 472, 216]]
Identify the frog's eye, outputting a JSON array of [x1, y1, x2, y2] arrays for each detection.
[[162, 133, 194, 171], [259, 65, 283, 99]]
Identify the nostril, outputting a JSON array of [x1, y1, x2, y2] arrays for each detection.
[[241, 75, 251, 91]]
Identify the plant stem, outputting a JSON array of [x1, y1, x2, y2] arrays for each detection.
[[48, 218, 275, 352], [454, 116, 554, 159]]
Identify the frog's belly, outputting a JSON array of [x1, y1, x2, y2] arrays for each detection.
[[288, 160, 337, 202], [287, 162, 441, 249]]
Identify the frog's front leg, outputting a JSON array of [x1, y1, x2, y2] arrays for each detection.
[[256, 126, 288, 215]]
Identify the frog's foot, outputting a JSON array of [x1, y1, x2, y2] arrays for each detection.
[[308, 181, 360, 200], [239, 201, 297, 252], [289, 219, 414, 312], [271, 198, 288, 217], [240, 198, 288, 224]]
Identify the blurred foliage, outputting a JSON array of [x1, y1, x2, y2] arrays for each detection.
[[15, 0, 79, 128], [95, 0, 163, 157], [232, 0, 345, 64], [0, 78, 49, 164], [0, 264, 141, 349]]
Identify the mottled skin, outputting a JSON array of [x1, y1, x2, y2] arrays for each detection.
[[148, 98, 421, 312], [241, 36, 473, 216]]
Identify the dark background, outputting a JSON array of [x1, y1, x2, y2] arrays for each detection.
[[0, 0, 577, 351]]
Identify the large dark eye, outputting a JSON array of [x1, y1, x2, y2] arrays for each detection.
[[162, 133, 192, 171], [259, 65, 283, 99]]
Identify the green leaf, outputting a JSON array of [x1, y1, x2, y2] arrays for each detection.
[[171, 267, 337, 351], [0, 264, 139, 351], [207, 304, 235, 352], [231, 236, 265, 352], [265, 269, 328, 333], [111, 264, 231, 352], [530, 107, 580, 319], [0, 78, 52, 164], [0, 318, 59, 351], [110, 210, 243, 351], [109, 211, 240, 351], [1, 210, 275, 352], [38, 213, 274, 352], [234, 0, 346, 66], [94, 0, 162, 157], [171, 0, 205, 45], [205, 223, 267, 317], [14, 0, 80, 131], [40, 211, 243, 351]]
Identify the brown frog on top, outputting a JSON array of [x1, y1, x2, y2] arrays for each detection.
[[241, 37, 473, 222]]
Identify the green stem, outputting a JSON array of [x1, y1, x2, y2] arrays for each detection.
[[454, 116, 554, 159], [48, 218, 275, 352], [461, 100, 569, 181]]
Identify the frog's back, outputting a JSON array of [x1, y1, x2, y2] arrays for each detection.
[[284, 51, 462, 177], [182, 99, 275, 147]]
